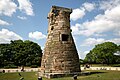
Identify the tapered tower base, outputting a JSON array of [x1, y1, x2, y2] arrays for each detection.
[[40, 6, 81, 78]]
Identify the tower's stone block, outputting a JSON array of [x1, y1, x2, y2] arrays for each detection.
[[40, 6, 81, 78]]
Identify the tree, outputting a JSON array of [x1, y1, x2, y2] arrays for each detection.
[[114, 45, 120, 63], [84, 42, 118, 65], [11, 40, 42, 66], [0, 40, 43, 68]]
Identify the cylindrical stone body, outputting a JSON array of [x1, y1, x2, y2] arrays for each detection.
[[41, 6, 80, 73]]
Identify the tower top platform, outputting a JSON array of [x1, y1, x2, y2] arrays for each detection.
[[50, 6, 72, 13]]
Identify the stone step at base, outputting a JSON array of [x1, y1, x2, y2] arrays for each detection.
[[38, 71, 90, 78]]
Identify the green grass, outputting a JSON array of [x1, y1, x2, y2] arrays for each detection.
[[0, 70, 120, 80], [0, 72, 38, 80], [78, 70, 120, 80]]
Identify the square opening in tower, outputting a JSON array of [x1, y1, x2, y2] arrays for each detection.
[[62, 34, 69, 41]]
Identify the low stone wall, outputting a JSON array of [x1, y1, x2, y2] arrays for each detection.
[[0, 67, 120, 73], [81, 67, 120, 71], [0, 68, 40, 73]]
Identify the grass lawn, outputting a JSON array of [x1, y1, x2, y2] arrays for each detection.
[[0, 72, 38, 80], [0, 70, 120, 80]]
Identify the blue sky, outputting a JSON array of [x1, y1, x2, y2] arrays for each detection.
[[0, 0, 120, 59]]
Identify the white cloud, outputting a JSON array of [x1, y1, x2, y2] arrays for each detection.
[[81, 38, 120, 46], [100, 0, 120, 10], [94, 34, 106, 37], [0, 0, 34, 16], [108, 38, 120, 44], [71, 23, 107, 37], [17, 16, 27, 20], [82, 2, 95, 12], [81, 38, 105, 46], [84, 51, 90, 54], [71, 23, 83, 35], [0, 0, 33, 26], [114, 51, 120, 56], [70, 8, 85, 21], [71, 1, 120, 36], [0, 19, 11, 26], [29, 31, 46, 40], [41, 46, 44, 50], [80, 37, 120, 59], [70, 2, 95, 21], [18, 0, 34, 16], [0, 0, 17, 16], [0, 29, 23, 43], [78, 50, 90, 59], [82, 51, 90, 59], [116, 31, 120, 36]]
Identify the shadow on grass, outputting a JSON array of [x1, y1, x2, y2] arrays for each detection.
[[90, 71, 106, 75], [81, 70, 107, 76]]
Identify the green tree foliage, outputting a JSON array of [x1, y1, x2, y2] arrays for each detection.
[[84, 42, 120, 64], [0, 40, 42, 68], [114, 45, 120, 64]]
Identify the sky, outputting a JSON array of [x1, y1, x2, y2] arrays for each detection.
[[0, 0, 120, 59]]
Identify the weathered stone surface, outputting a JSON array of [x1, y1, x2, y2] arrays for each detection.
[[40, 6, 81, 77]]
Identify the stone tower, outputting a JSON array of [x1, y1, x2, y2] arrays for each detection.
[[41, 6, 80, 77]]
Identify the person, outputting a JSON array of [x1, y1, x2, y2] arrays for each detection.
[[21, 66, 24, 72], [18, 73, 21, 76], [2, 70, 5, 73], [84, 63, 90, 69], [73, 75, 77, 80], [86, 64, 90, 68]]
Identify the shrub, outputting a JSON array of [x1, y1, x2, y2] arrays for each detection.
[[4, 64, 18, 68], [112, 64, 120, 67], [30, 65, 38, 68]]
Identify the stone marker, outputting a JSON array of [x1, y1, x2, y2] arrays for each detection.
[[38, 77, 42, 80], [73, 75, 77, 80], [40, 6, 81, 78]]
